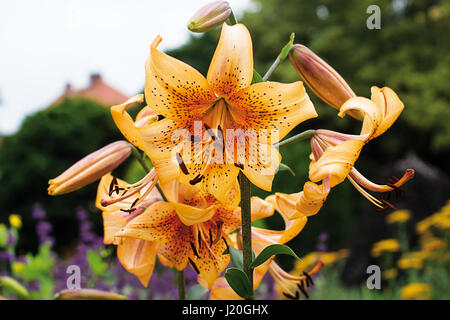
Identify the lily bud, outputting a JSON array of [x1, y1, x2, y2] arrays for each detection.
[[48, 141, 132, 195], [289, 44, 361, 119], [188, 1, 231, 33], [54, 289, 127, 300]]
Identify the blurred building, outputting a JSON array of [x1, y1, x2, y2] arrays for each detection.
[[49, 73, 129, 107]]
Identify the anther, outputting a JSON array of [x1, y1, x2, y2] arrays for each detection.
[[189, 174, 203, 185], [190, 242, 200, 259], [234, 162, 244, 170], [176, 152, 189, 175], [188, 257, 200, 274], [297, 282, 309, 299]]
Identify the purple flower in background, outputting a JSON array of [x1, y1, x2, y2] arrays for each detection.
[[6, 230, 16, 247], [316, 232, 329, 252], [36, 221, 53, 245], [32, 203, 46, 220], [0, 251, 13, 262]]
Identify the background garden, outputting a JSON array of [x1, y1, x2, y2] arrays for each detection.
[[0, 0, 449, 299]]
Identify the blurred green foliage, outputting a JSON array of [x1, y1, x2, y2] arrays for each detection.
[[0, 97, 123, 251]]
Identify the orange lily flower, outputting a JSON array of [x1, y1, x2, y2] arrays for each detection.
[[96, 172, 162, 287], [111, 23, 317, 204], [114, 178, 245, 289], [307, 86, 414, 210], [209, 195, 323, 300]]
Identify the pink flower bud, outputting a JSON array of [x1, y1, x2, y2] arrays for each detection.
[[48, 141, 132, 195], [289, 44, 361, 119], [188, 1, 231, 33]]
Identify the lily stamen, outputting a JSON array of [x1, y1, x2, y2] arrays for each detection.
[[100, 169, 157, 207]]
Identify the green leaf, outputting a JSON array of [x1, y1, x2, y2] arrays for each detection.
[[252, 69, 264, 83], [277, 163, 296, 176], [224, 268, 252, 299], [186, 284, 209, 300], [0, 276, 30, 299], [86, 249, 107, 276], [229, 246, 244, 269], [279, 32, 295, 60], [250, 244, 300, 269]]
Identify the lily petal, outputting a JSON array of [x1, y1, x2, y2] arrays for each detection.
[[370, 86, 404, 139], [117, 239, 160, 287], [339, 96, 382, 140], [296, 181, 330, 217], [227, 81, 317, 142], [242, 142, 281, 191], [110, 95, 157, 151], [309, 139, 364, 187], [250, 197, 275, 222], [207, 23, 253, 97], [145, 35, 216, 121], [171, 202, 217, 226]]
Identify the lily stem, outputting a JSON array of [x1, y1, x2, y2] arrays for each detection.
[[262, 56, 282, 81], [131, 147, 167, 201], [177, 269, 186, 300], [276, 129, 315, 148], [239, 172, 254, 300]]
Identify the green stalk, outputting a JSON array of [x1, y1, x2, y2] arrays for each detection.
[[239, 172, 254, 300], [276, 129, 315, 148], [177, 269, 186, 300], [262, 56, 282, 81]]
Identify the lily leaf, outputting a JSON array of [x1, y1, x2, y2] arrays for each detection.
[[229, 246, 244, 269], [250, 244, 300, 269], [279, 32, 295, 60], [277, 163, 296, 176], [224, 268, 252, 299], [186, 284, 209, 300]]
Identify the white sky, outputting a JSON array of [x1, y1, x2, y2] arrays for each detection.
[[0, 0, 252, 135]]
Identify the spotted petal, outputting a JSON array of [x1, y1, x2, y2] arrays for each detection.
[[145, 35, 216, 121], [207, 23, 253, 97]]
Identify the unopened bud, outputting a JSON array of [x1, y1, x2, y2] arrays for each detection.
[[188, 1, 231, 33], [289, 44, 361, 119], [48, 141, 132, 195], [54, 289, 127, 300]]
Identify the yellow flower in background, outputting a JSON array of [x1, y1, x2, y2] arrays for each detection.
[[12, 262, 25, 274], [421, 237, 447, 253], [401, 283, 432, 300], [398, 252, 425, 269], [416, 201, 450, 233], [371, 239, 400, 257], [9, 214, 22, 229], [382, 268, 398, 280], [386, 209, 411, 224]]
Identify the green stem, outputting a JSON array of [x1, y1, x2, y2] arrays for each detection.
[[239, 172, 254, 300], [276, 129, 315, 148], [262, 56, 282, 81], [177, 269, 186, 300]]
